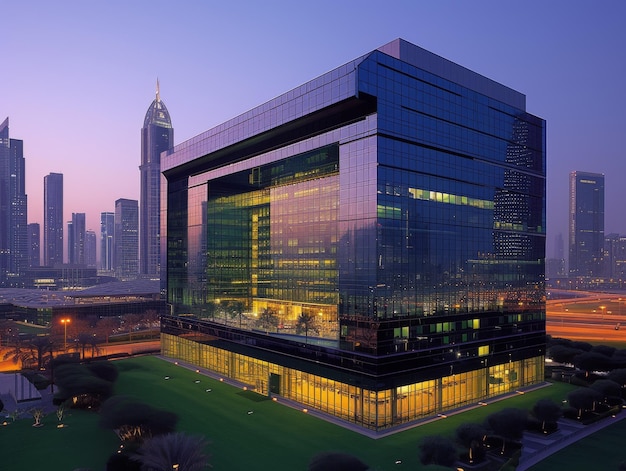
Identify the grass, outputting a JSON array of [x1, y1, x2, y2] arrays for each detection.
[[1, 356, 579, 470], [1, 409, 119, 470]]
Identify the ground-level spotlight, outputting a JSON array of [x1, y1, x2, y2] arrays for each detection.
[[302, 408, 308, 413]]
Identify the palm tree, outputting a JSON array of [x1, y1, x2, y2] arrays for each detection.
[[28, 335, 56, 370], [256, 308, 279, 333], [132, 432, 210, 470], [3, 332, 34, 369], [296, 313, 320, 343]]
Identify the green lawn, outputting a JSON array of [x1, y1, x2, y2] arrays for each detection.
[[1, 356, 578, 470]]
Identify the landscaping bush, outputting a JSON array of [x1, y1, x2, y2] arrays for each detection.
[[53, 363, 115, 408], [99, 395, 178, 442], [418, 435, 458, 468], [86, 361, 119, 383]]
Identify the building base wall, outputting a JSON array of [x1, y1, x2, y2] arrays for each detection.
[[162, 333, 544, 431]]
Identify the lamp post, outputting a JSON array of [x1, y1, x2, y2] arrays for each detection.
[[61, 318, 70, 351]]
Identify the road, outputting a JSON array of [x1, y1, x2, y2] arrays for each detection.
[[547, 291, 626, 343], [0, 339, 161, 372]]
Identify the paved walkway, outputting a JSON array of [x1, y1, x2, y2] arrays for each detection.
[[517, 411, 626, 470]]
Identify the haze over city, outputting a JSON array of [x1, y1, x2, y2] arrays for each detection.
[[2, 0, 625, 261]]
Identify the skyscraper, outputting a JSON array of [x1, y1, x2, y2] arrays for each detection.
[[100, 211, 114, 271], [160, 39, 546, 430], [140, 80, 173, 278], [68, 212, 86, 265], [569, 171, 604, 277], [27, 222, 40, 268], [0, 118, 28, 287], [85, 230, 96, 268], [44, 172, 63, 266], [115, 198, 139, 280]]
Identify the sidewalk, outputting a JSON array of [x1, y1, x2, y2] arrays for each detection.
[[517, 411, 626, 470]]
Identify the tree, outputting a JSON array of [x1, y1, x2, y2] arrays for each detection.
[[532, 398, 562, 433], [30, 407, 45, 427], [591, 344, 617, 358], [99, 395, 178, 442], [87, 361, 119, 383], [56, 405, 66, 427], [296, 313, 320, 342], [256, 308, 279, 332], [486, 408, 528, 454], [97, 317, 121, 343], [567, 388, 603, 417], [132, 432, 210, 471], [308, 452, 369, 471], [76, 332, 95, 359], [455, 422, 487, 463], [54, 363, 115, 408], [3, 332, 36, 369], [607, 368, 626, 388], [226, 301, 245, 328], [591, 379, 621, 401], [0, 319, 14, 347], [548, 344, 583, 364], [418, 435, 457, 467], [28, 335, 56, 370], [124, 313, 144, 341], [573, 351, 612, 377]]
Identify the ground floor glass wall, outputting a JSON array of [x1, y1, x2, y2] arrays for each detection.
[[162, 334, 543, 430]]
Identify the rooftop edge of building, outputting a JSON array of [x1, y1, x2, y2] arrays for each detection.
[[162, 38, 527, 173]]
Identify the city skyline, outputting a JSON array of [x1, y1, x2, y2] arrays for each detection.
[[2, 1, 626, 262]]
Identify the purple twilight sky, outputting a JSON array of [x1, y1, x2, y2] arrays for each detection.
[[2, 0, 625, 262]]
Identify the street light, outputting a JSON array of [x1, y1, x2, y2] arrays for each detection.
[[61, 318, 71, 351]]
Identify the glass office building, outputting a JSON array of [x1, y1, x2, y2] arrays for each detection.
[[140, 80, 173, 278], [569, 171, 604, 278], [161, 39, 546, 431]]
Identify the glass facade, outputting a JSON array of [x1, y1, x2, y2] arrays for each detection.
[[0, 117, 28, 286], [161, 39, 546, 431], [569, 171, 604, 277], [140, 81, 173, 278], [114, 198, 139, 280]]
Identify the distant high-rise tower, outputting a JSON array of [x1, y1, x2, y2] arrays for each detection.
[[569, 171, 605, 277], [85, 230, 96, 268], [27, 223, 40, 268], [115, 198, 139, 280], [68, 212, 86, 265], [140, 79, 173, 278], [100, 211, 114, 271], [44, 172, 63, 266], [0, 117, 28, 286]]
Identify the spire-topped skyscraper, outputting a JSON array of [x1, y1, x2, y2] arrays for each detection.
[[140, 79, 173, 278]]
